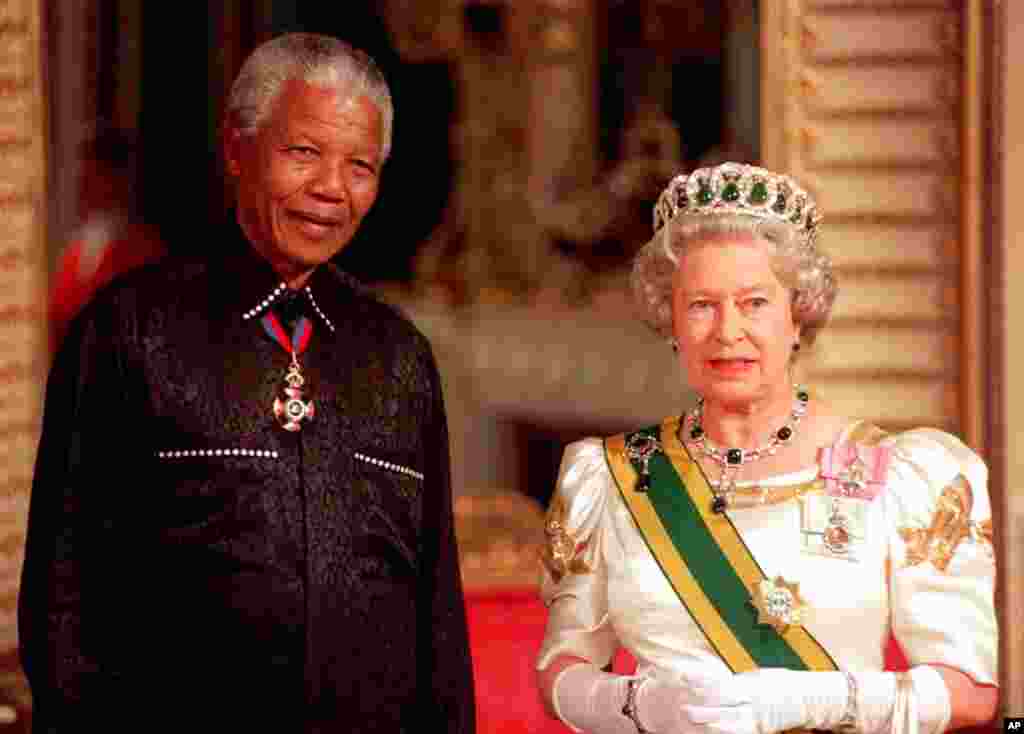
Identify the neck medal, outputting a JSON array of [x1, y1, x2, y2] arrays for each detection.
[[261, 309, 315, 431]]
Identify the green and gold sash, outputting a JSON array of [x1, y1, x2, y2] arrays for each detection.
[[604, 416, 838, 673]]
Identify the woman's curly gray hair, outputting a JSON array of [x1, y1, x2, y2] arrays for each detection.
[[631, 204, 838, 351], [227, 33, 394, 161]]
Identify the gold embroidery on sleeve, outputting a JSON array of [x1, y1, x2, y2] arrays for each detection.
[[971, 517, 995, 558], [975, 518, 993, 545], [541, 494, 591, 583], [898, 474, 975, 571]]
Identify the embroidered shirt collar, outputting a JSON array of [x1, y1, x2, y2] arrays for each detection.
[[224, 219, 341, 333]]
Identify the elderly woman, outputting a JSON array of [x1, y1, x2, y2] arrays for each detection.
[[535, 163, 998, 734]]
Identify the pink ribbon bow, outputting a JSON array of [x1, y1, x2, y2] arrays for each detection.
[[817, 441, 892, 501]]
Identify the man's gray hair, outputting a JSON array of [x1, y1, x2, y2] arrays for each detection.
[[227, 33, 394, 161]]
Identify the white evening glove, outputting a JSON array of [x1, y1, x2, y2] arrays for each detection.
[[552, 661, 712, 734], [679, 666, 950, 734]]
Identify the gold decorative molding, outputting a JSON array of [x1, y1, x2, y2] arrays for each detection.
[[801, 9, 959, 64], [805, 1, 955, 11], [959, 0, 985, 453], [0, 1, 46, 727], [454, 490, 546, 590], [807, 368, 951, 383]]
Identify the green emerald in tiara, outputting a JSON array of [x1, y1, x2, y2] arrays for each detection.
[[654, 165, 820, 239], [750, 180, 769, 205]]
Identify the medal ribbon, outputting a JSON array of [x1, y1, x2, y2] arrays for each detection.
[[261, 311, 313, 361], [605, 416, 838, 673], [261, 309, 316, 431]]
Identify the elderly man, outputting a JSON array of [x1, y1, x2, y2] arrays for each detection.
[[20, 34, 475, 732]]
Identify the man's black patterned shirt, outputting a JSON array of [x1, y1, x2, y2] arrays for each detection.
[[19, 224, 475, 732]]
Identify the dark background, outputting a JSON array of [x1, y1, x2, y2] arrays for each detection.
[[134, 2, 727, 284]]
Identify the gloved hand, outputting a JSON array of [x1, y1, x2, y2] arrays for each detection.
[[676, 666, 950, 734], [678, 668, 851, 734], [555, 662, 949, 734], [552, 661, 731, 734]]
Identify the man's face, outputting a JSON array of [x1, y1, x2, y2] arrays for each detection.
[[226, 79, 382, 286]]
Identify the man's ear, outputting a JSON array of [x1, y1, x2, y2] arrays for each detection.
[[222, 119, 245, 178]]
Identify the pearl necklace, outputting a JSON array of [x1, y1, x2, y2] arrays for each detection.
[[684, 386, 809, 513]]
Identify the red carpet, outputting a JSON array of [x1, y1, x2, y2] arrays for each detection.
[[466, 588, 568, 733]]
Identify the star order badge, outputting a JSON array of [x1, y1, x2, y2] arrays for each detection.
[[750, 576, 808, 633]]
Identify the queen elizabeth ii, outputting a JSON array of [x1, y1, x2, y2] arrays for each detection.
[[535, 163, 998, 734]]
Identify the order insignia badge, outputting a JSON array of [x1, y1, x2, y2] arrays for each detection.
[[801, 494, 868, 561], [804, 440, 890, 560], [823, 500, 852, 555], [750, 575, 808, 633], [273, 360, 315, 431]]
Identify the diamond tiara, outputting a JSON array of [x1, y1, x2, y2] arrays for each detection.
[[653, 162, 822, 245]]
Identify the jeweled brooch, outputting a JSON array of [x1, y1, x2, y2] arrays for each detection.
[[625, 432, 663, 492]]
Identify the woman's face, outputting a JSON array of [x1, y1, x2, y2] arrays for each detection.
[[671, 235, 800, 408]]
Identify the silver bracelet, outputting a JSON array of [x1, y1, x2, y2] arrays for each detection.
[[621, 677, 652, 734], [836, 671, 859, 733]]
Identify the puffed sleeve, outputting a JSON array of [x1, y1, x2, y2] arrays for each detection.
[[535, 438, 621, 671], [882, 428, 998, 685]]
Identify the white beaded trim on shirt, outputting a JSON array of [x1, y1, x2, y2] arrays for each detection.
[[156, 448, 279, 459], [242, 283, 288, 321], [304, 286, 336, 333], [353, 452, 424, 481]]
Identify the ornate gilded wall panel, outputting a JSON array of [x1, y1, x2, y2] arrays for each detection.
[[763, 1, 1015, 704], [812, 327, 952, 373], [827, 270, 950, 322], [798, 65, 956, 114], [0, 0, 48, 722], [997, 0, 1024, 713], [820, 224, 949, 268], [808, 169, 950, 217], [762, 0, 967, 439], [816, 379, 955, 430], [809, 0, 951, 7], [800, 118, 955, 166], [802, 9, 958, 61]]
